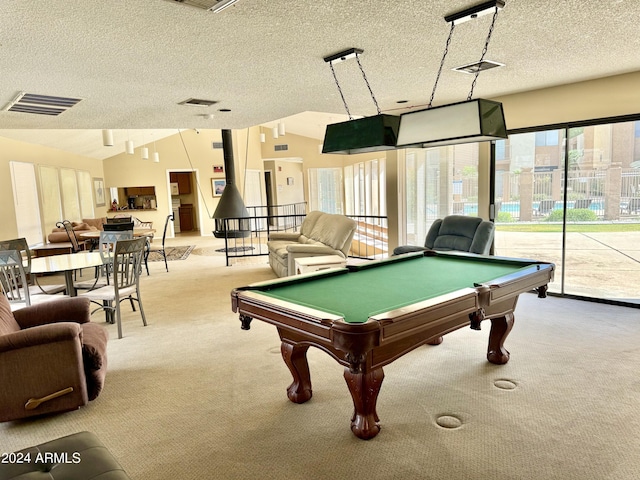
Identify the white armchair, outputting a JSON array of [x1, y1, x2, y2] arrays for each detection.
[[267, 211, 357, 277]]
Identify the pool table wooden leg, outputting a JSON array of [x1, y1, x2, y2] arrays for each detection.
[[487, 312, 514, 365], [281, 341, 313, 404], [344, 367, 384, 440]]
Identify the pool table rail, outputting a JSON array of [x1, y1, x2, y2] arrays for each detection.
[[474, 262, 554, 307]]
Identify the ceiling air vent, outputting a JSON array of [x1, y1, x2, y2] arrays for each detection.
[[274, 144, 289, 152], [452, 60, 504, 74], [212, 142, 224, 149], [4, 92, 82, 116], [166, 0, 219, 10], [178, 98, 218, 107], [166, 0, 240, 12]]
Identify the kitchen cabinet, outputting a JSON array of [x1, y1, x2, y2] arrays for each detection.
[[126, 186, 155, 196], [169, 173, 191, 194], [179, 204, 194, 232]]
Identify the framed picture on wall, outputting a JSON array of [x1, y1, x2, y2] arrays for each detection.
[[212, 179, 226, 197], [93, 178, 105, 207], [213, 165, 224, 177]]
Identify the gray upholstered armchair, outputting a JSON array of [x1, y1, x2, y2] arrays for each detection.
[[0, 295, 108, 422], [267, 211, 357, 277], [394, 215, 495, 256]]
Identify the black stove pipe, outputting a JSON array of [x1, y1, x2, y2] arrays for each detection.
[[212, 129, 251, 238]]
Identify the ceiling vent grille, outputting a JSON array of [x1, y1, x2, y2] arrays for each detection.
[[274, 144, 289, 152], [178, 98, 219, 107], [212, 142, 224, 149], [166, 0, 219, 10], [166, 0, 239, 12], [4, 92, 82, 116], [452, 60, 504, 74]]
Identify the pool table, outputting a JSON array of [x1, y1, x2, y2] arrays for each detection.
[[231, 251, 554, 440]]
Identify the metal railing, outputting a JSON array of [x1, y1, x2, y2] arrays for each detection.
[[215, 203, 306, 266], [493, 169, 640, 221], [347, 215, 388, 260]]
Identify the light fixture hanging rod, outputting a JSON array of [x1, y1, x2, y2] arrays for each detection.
[[323, 48, 364, 64], [444, 0, 504, 25]]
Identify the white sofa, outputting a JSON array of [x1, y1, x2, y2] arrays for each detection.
[[267, 211, 357, 277]]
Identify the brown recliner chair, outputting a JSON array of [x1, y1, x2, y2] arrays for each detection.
[[0, 294, 108, 422]]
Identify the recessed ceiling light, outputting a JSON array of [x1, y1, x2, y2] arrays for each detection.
[[452, 60, 504, 74]]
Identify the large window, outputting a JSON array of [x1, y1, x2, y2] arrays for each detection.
[[10, 161, 42, 246], [308, 160, 387, 259], [10, 162, 94, 245], [307, 167, 343, 213], [493, 119, 640, 304], [403, 144, 479, 246], [344, 159, 386, 217]]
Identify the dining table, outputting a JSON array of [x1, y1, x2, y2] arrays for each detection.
[[77, 228, 156, 240], [30, 251, 107, 296], [77, 228, 156, 251]]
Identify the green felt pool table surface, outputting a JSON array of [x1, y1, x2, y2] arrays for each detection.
[[250, 252, 547, 324]]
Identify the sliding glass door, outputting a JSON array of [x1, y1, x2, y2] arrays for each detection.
[[562, 122, 640, 301], [493, 120, 640, 304], [492, 129, 566, 294]]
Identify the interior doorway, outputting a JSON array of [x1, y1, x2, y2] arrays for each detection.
[[169, 170, 200, 236]]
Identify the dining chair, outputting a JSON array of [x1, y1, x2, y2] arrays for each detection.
[[79, 237, 148, 339], [146, 214, 173, 273], [0, 249, 30, 307], [107, 216, 132, 224], [0, 249, 68, 311], [74, 231, 133, 291], [103, 222, 135, 232], [0, 238, 66, 295], [56, 220, 83, 253]]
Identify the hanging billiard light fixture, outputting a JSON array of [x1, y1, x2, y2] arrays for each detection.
[[321, 48, 400, 155], [396, 0, 508, 148]]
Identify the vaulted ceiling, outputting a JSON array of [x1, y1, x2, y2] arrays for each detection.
[[1, 0, 639, 159]]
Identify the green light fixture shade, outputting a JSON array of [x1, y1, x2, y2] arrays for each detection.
[[396, 98, 507, 148], [322, 114, 400, 154]]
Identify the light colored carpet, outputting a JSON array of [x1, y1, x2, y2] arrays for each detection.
[[2, 236, 639, 479]]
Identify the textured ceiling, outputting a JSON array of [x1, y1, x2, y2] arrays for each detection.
[[1, 0, 639, 159]]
